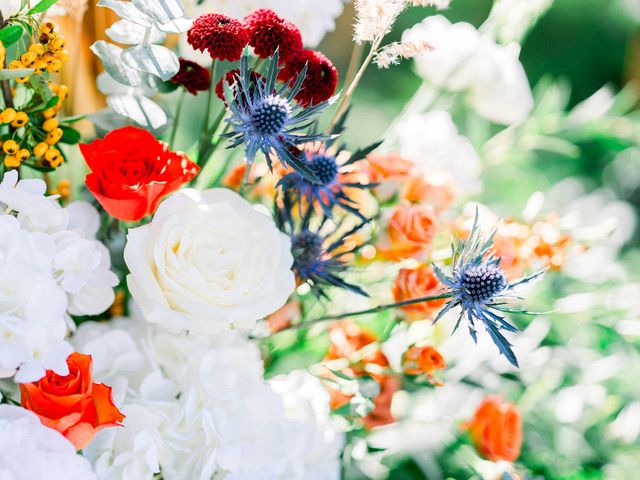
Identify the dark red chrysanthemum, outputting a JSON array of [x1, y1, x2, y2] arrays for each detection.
[[187, 13, 249, 62], [244, 9, 303, 63], [170, 58, 211, 95], [278, 49, 338, 108], [215, 69, 265, 105]]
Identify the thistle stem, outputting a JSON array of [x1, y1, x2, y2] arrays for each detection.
[[328, 37, 381, 132], [274, 293, 453, 334], [169, 89, 186, 150], [197, 60, 217, 163]]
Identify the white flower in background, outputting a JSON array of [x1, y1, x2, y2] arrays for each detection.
[[483, 0, 554, 43], [73, 316, 344, 480], [395, 110, 483, 195], [404, 15, 533, 125], [0, 170, 68, 233], [0, 405, 96, 479], [0, 0, 22, 18], [125, 188, 295, 335]]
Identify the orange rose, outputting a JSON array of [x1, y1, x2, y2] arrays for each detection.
[[402, 173, 456, 213], [20, 352, 125, 450], [463, 396, 523, 462], [364, 153, 414, 202], [325, 322, 389, 370], [267, 300, 300, 333], [392, 266, 447, 320], [378, 204, 438, 261], [362, 375, 401, 430], [402, 345, 446, 382]]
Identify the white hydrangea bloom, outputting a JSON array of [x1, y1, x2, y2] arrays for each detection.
[[0, 215, 71, 383], [73, 316, 344, 480], [124, 189, 295, 335], [0, 405, 97, 480], [403, 15, 533, 125], [0, 170, 69, 233], [56, 202, 119, 316], [395, 110, 483, 195], [269, 371, 345, 480], [0, 172, 117, 382]]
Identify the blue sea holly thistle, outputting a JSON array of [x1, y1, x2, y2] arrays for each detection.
[[222, 49, 337, 182], [277, 140, 379, 220], [432, 213, 544, 367], [275, 194, 369, 298]]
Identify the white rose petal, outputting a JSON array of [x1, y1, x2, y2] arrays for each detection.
[[124, 188, 295, 335]]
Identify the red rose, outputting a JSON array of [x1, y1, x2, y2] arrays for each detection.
[[80, 126, 199, 221], [20, 352, 125, 450]]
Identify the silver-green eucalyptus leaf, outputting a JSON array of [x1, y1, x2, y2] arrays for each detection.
[[97, 0, 152, 27], [107, 94, 168, 129], [91, 41, 143, 87], [121, 44, 179, 82], [132, 0, 185, 25], [106, 19, 165, 45]]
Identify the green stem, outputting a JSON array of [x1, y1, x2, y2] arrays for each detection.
[[197, 60, 217, 163], [169, 89, 186, 150], [274, 293, 453, 334], [328, 37, 381, 132]]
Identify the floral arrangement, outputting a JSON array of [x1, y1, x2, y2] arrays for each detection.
[[0, 0, 638, 479]]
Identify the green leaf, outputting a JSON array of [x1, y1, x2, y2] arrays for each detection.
[[59, 126, 81, 144], [0, 68, 34, 80], [0, 25, 24, 47], [27, 0, 61, 14], [59, 114, 87, 124]]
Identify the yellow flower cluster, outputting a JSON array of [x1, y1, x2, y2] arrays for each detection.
[[1, 23, 71, 170], [8, 22, 69, 84]]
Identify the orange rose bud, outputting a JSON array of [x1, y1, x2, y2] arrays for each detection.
[[392, 266, 446, 320], [402, 345, 446, 378], [463, 396, 523, 462], [362, 375, 401, 430], [20, 352, 125, 450], [378, 204, 438, 261], [402, 173, 456, 213]]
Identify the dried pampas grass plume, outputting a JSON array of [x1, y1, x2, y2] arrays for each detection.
[[374, 39, 434, 68]]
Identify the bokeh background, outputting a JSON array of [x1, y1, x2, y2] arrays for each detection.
[[49, 0, 640, 478]]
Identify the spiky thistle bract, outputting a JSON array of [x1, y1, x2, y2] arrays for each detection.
[[275, 193, 370, 298], [432, 211, 544, 367], [222, 48, 338, 183], [277, 139, 380, 220]]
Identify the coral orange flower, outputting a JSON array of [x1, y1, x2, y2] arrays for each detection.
[[463, 396, 523, 462], [392, 265, 447, 320], [402, 172, 456, 213], [267, 300, 300, 333], [378, 204, 439, 261], [364, 152, 414, 201], [402, 345, 446, 385], [325, 322, 389, 370], [20, 352, 125, 450], [362, 375, 401, 430]]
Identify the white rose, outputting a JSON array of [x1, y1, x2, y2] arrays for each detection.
[[124, 189, 295, 335], [0, 405, 96, 480]]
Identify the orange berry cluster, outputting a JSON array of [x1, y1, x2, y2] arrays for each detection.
[[1, 21, 72, 170], [8, 22, 69, 84], [1, 84, 68, 169]]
